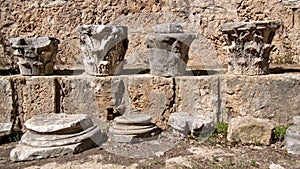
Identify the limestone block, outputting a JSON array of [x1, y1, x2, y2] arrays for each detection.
[[169, 112, 213, 138], [285, 125, 300, 154], [117, 75, 175, 128], [10, 76, 56, 131], [174, 76, 225, 121], [227, 116, 275, 145], [225, 74, 300, 124], [78, 25, 128, 76], [9, 37, 59, 75], [0, 77, 13, 125]]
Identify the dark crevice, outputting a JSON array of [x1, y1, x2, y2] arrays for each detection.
[[54, 78, 61, 113]]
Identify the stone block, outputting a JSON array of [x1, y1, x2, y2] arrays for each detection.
[[0, 76, 13, 125], [285, 125, 300, 154], [169, 112, 213, 138], [174, 75, 225, 122], [227, 116, 275, 145], [225, 74, 300, 124], [10, 76, 56, 131]]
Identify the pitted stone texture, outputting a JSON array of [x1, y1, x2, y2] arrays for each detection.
[[293, 116, 300, 125], [285, 125, 300, 154], [227, 116, 275, 145], [114, 114, 152, 124], [0, 77, 13, 129], [109, 114, 160, 143], [152, 23, 183, 33], [175, 76, 224, 122], [11, 76, 57, 131], [9, 37, 59, 76], [10, 114, 107, 162], [25, 113, 93, 134], [225, 74, 300, 124], [146, 25, 195, 77], [220, 21, 281, 75], [78, 25, 128, 76], [169, 112, 213, 138]]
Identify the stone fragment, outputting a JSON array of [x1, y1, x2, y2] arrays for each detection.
[[292, 116, 300, 125], [9, 37, 59, 75], [0, 123, 12, 141], [21, 125, 101, 147], [10, 113, 107, 162], [168, 112, 213, 137], [220, 21, 281, 75], [146, 24, 195, 77], [109, 114, 160, 143], [114, 114, 152, 124], [285, 125, 300, 154], [78, 25, 128, 76], [25, 113, 93, 134], [10, 140, 95, 162], [227, 116, 275, 145]]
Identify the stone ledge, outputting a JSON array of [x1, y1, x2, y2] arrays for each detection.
[[0, 73, 299, 132]]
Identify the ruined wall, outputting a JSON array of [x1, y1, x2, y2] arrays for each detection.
[[0, 73, 299, 132], [0, 0, 299, 70]]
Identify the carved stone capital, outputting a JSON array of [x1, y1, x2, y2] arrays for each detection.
[[220, 21, 281, 75], [9, 37, 60, 75], [146, 24, 195, 77], [78, 25, 128, 76]]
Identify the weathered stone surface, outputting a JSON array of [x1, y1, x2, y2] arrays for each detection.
[[175, 75, 225, 122], [169, 112, 213, 137], [227, 116, 275, 145], [146, 27, 195, 77], [285, 125, 300, 154], [0, 77, 13, 127], [114, 114, 152, 124], [292, 116, 300, 125], [225, 74, 300, 124], [21, 125, 102, 147], [9, 37, 59, 75], [11, 76, 57, 131], [152, 23, 183, 33], [10, 114, 107, 162], [25, 113, 93, 134], [78, 25, 128, 76], [10, 140, 95, 162], [109, 125, 157, 135], [220, 21, 281, 75], [0, 123, 12, 141], [109, 113, 160, 143]]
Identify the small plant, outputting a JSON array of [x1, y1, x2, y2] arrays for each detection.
[[206, 122, 229, 145], [273, 125, 289, 142]]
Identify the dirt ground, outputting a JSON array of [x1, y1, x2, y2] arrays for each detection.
[[1, 130, 299, 169]]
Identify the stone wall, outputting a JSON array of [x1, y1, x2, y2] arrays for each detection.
[[0, 0, 299, 70], [0, 73, 299, 132]]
